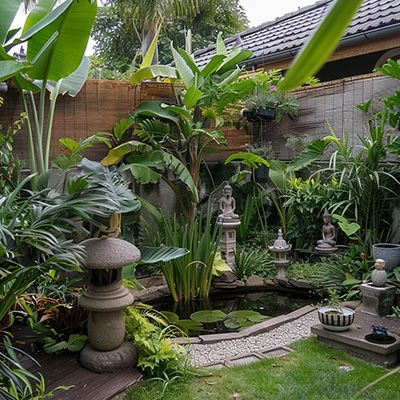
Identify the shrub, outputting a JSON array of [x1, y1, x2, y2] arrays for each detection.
[[234, 245, 275, 280]]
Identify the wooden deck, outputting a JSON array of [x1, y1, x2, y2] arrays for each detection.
[[23, 352, 142, 400]]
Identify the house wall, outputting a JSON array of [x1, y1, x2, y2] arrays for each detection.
[[251, 73, 400, 161]]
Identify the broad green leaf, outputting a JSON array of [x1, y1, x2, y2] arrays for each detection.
[[67, 334, 87, 352], [22, 0, 58, 34], [0, 0, 20, 44], [178, 48, 201, 75], [269, 159, 292, 191], [216, 32, 227, 56], [139, 246, 189, 264], [121, 163, 161, 184], [217, 49, 252, 74], [183, 86, 203, 109], [59, 137, 80, 152], [171, 43, 194, 88], [140, 25, 161, 68], [227, 310, 261, 319], [279, 0, 363, 91], [0, 60, 31, 82], [163, 153, 199, 201], [113, 117, 135, 142], [101, 140, 152, 166], [376, 59, 400, 80], [288, 139, 327, 172], [225, 152, 270, 169], [130, 65, 177, 85], [191, 310, 226, 323], [25, 0, 97, 81], [219, 68, 241, 86], [46, 56, 90, 97], [212, 252, 232, 276], [159, 311, 180, 324], [161, 104, 192, 120], [135, 100, 180, 124], [126, 150, 166, 168], [201, 54, 226, 78]]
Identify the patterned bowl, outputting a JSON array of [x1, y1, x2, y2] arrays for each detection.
[[318, 306, 355, 331]]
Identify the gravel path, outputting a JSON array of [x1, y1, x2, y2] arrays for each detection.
[[187, 311, 319, 366]]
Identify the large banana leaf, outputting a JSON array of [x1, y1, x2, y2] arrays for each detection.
[[101, 141, 153, 166], [171, 44, 194, 88], [217, 48, 252, 75], [287, 139, 327, 172], [22, 0, 58, 34], [23, 0, 97, 81], [279, 0, 362, 91], [140, 25, 161, 68], [0, 60, 31, 82], [130, 65, 177, 85], [225, 152, 270, 169], [134, 100, 180, 124], [120, 163, 161, 184], [163, 153, 199, 202], [0, 0, 20, 44], [45, 56, 90, 97], [140, 246, 189, 264]]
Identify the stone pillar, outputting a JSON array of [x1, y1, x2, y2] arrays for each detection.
[[359, 283, 396, 317], [79, 237, 140, 373], [218, 220, 241, 267]]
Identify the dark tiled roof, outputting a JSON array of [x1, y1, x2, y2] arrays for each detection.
[[194, 0, 400, 67]]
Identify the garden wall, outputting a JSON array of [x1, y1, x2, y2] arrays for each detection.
[[251, 73, 400, 160], [0, 80, 249, 163]]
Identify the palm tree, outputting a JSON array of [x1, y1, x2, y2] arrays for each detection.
[[115, 0, 201, 63]]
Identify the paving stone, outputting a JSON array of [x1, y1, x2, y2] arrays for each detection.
[[245, 275, 265, 287]]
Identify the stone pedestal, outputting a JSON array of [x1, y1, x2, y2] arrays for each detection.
[[359, 283, 396, 317], [217, 219, 240, 267], [79, 237, 140, 373]]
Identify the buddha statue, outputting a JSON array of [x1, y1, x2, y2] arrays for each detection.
[[217, 184, 239, 222], [315, 209, 338, 254]]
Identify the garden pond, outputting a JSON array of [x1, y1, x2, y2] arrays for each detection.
[[151, 290, 317, 336]]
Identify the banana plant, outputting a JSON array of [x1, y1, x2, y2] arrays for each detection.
[[0, 0, 97, 181], [102, 32, 252, 221]]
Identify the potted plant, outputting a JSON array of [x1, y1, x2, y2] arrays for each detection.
[[372, 243, 400, 271], [247, 143, 274, 183], [317, 289, 355, 331], [242, 88, 299, 123]]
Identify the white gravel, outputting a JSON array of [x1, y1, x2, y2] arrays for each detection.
[[187, 311, 319, 366]]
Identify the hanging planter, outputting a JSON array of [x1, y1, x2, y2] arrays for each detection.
[[240, 107, 276, 122]]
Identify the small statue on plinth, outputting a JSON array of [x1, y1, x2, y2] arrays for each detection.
[[315, 209, 338, 254], [371, 259, 387, 287], [217, 184, 239, 223]]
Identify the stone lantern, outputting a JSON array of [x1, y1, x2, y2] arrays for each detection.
[[269, 228, 291, 280], [79, 237, 140, 373]]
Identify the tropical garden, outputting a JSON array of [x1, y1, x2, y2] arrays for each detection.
[[0, 0, 400, 399]]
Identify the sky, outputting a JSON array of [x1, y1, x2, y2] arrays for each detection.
[[12, 0, 318, 54]]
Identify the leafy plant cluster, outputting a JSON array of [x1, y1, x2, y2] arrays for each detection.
[[124, 306, 188, 378], [234, 245, 275, 280]]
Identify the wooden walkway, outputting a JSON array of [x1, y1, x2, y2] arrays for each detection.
[[23, 352, 142, 400]]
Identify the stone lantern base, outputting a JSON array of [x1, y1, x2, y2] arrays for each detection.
[[80, 342, 138, 373]]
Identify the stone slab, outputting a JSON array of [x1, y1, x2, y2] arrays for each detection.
[[311, 311, 400, 367], [259, 346, 294, 359], [225, 352, 264, 367]]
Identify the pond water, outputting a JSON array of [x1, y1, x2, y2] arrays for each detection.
[[151, 290, 317, 336]]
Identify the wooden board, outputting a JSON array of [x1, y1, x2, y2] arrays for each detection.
[[25, 352, 142, 400]]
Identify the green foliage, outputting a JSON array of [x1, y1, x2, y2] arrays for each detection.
[[92, 1, 248, 73], [0, 337, 69, 400], [0, 0, 97, 178], [234, 245, 275, 280], [124, 306, 188, 377], [190, 310, 226, 323], [279, 0, 363, 91]]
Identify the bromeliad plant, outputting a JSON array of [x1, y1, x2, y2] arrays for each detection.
[[0, 0, 97, 181]]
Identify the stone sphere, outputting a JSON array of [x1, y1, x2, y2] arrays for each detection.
[[371, 269, 387, 287]]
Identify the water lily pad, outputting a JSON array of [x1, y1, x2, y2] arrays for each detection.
[[248, 315, 271, 323], [176, 319, 204, 334], [191, 310, 227, 323], [227, 310, 261, 319], [224, 320, 241, 329]]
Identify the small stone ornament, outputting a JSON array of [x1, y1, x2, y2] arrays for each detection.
[[315, 209, 338, 254], [371, 259, 387, 287], [217, 184, 239, 223], [269, 228, 292, 280]]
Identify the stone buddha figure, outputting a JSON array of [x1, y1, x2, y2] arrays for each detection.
[[315, 209, 338, 254], [217, 184, 239, 222]]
